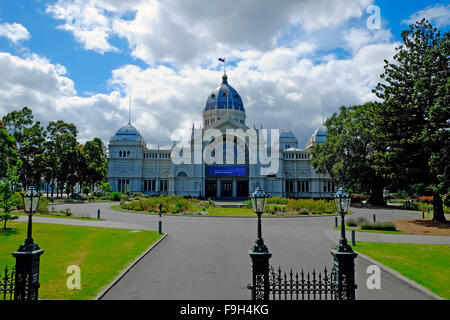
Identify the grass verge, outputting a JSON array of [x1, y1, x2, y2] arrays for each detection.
[[333, 226, 404, 235], [353, 241, 450, 299], [111, 205, 342, 217], [14, 212, 103, 221], [0, 221, 162, 300]]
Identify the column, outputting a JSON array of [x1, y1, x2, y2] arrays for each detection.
[[216, 178, 221, 197], [232, 178, 237, 197]]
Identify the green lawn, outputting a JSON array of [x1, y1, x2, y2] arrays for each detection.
[[111, 205, 341, 217], [354, 241, 450, 299], [14, 212, 103, 221], [333, 226, 405, 234], [0, 221, 162, 300]]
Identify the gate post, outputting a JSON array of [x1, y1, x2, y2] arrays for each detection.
[[249, 238, 272, 300], [330, 230, 357, 300], [248, 186, 271, 300], [12, 243, 44, 300]]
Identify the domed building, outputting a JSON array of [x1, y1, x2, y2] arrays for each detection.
[[107, 72, 335, 198]]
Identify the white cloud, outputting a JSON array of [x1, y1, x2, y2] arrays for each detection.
[[1, 0, 402, 148], [343, 28, 393, 53], [0, 22, 30, 43], [46, 0, 375, 64], [402, 4, 450, 27]]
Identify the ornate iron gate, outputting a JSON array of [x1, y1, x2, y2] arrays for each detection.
[[1, 266, 15, 300], [268, 266, 336, 300]]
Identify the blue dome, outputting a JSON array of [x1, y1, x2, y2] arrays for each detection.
[[114, 123, 143, 141], [306, 124, 327, 149], [205, 74, 244, 111]]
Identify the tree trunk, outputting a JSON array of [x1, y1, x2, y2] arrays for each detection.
[[369, 185, 386, 206], [432, 193, 446, 223]]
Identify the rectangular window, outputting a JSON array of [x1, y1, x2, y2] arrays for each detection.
[[159, 179, 168, 191], [286, 180, 294, 193], [297, 180, 310, 193]]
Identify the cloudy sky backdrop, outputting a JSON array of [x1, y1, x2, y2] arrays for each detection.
[[0, 0, 449, 148]]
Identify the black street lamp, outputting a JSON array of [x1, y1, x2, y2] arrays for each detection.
[[13, 186, 44, 300], [248, 186, 271, 300], [330, 186, 357, 300], [333, 187, 352, 251]]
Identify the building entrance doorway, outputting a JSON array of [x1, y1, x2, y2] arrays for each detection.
[[221, 180, 232, 197], [205, 180, 217, 198], [237, 180, 249, 197]]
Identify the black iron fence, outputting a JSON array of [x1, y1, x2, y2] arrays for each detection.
[[268, 265, 336, 300], [1, 266, 15, 300]]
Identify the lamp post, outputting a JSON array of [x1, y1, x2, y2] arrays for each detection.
[[13, 186, 44, 300], [248, 186, 271, 300], [330, 187, 357, 300]]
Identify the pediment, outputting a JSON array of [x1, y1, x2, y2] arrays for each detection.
[[209, 118, 249, 132]]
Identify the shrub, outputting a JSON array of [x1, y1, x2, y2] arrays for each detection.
[[286, 198, 335, 214], [243, 200, 252, 209], [37, 197, 49, 214], [360, 222, 396, 231], [356, 217, 369, 225], [82, 186, 90, 195], [360, 223, 374, 230], [70, 193, 88, 201], [267, 197, 288, 205], [13, 192, 24, 209], [373, 222, 396, 231], [110, 191, 122, 201], [297, 208, 309, 215], [346, 218, 358, 227], [64, 208, 72, 216], [404, 201, 419, 211]]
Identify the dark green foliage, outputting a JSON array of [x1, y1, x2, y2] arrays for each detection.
[[110, 191, 122, 201], [360, 222, 397, 231], [311, 102, 386, 205], [373, 19, 449, 222]]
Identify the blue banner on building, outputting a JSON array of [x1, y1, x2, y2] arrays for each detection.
[[208, 167, 246, 177]]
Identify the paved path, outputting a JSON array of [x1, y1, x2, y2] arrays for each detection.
[[31, 203, 449, 299]]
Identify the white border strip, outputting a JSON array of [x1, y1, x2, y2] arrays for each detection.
[[355, 250, 445, 300], [95, 233, 168, 300]]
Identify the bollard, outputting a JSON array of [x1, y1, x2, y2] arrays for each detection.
[[97, 209, 100, 219], [351, 230, 356, 246], [373, 214, 376, 223], [335, 217, 338, 228], [158, 220, 162, 234]]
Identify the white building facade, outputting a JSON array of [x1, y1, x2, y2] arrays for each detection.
[[107, 73, 335, 198]]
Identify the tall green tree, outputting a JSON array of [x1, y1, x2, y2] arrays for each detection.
[[83, 137, 107, 191], [2, 107, 46, 189], [373, 19, 449, 222], [0, 120, 20, 178], [311, 102, 387, 205], [46, 120, 79, 197], [0, 121, 21, 229]]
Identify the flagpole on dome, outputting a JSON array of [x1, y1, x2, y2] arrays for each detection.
[[218, 57, 230, 118], [128, 95, 132, 125]]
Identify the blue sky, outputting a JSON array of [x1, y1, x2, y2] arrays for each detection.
[[0, 0, 448, 146]]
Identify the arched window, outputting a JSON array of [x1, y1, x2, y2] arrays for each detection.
[[119, 151, 122, 157], [127, 151, 130, 157], [177, 172, 187, 177]]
